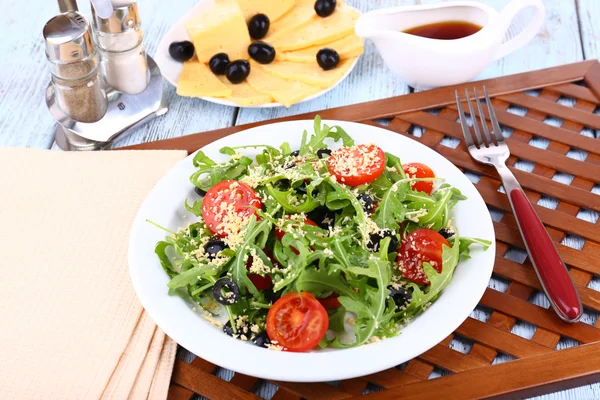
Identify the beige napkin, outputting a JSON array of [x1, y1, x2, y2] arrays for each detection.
[[0, 148, 187, 399]]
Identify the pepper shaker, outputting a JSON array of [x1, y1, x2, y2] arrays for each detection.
[[43, 11, 108, 123], [91, 0, 149, 94]]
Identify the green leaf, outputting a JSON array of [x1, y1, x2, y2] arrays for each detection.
[[328, 307, 347, 333], [184, 198, 203, 217], [155, 241, 177, 278], [167, 265, 204, 289], [295, 268, 356, 298], [405, 236, 460, 316]]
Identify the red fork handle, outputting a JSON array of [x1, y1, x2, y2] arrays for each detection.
[[510, 189, 582, 322]]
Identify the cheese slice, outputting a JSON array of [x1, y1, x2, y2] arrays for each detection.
[[246, 62, 323, 107], [271, 3, 360, 51], [185, 0, 250, 62], [277, 34, 364, 62], [256, 57, 355, 89], [235, 0, 295, 22], [263, 2, 317, 42], [177, 60, 232, 97], [214, 75, 273, 106]]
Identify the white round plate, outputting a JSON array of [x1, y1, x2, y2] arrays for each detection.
[[155, 0, 361, 108], [128, 120, 496, 382]]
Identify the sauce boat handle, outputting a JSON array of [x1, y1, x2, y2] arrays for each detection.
[[494, 0, 545, 60]]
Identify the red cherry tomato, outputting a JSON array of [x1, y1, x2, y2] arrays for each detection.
[[327, 144, 386, 186], [318, 293, 342, 309], [266, 292, 329, 352], [398, 228, 450, 285], [247, 273, 273, 292], [246, 248, 278, 291], [402, 163, 435, 195], [275, 217, 318, 254], [202, 180, 262, 238]]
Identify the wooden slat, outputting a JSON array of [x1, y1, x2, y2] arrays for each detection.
[[356, 341, 600, 400], [167, 383, 195, 400], [172, 360, 261, 400], [417, 343, 489, 373], [498, 92, 600, 130], [493, 220, 600, 275], [454, 317, 552, 358], [544, 82, 600, 103], [475, 182, 600, 242], [400, 110, 600, 182], [270, 381, 352, 400], [435, 145, 600, 212], [479, 289, 600, 343], [492, 257, 600, 312], [362, 368, 419, 389], [446, 101, 600, 154]]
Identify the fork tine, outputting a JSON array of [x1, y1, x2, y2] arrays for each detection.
[[474, 88, 492, 147], [484, 86, 504, 144], [465, 89, 483, 147], [455, 90, 475, 148]]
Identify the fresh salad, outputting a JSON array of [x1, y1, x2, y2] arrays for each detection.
[[151, 117, 490, 352]]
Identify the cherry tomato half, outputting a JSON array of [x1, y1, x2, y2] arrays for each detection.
[[403, 163, 435, 195], [246, 248, 278, 291], [202, 180, 262, 238], [398, 228, 450, 285], [327, 144, 385, 186], [266, 291, 329, 352], [317, 292, 342, 309], [275, 217, 318, 254]]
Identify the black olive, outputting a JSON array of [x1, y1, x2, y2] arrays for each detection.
[[368, 229, 399, 253], [213, 278, 240, 305], [317, 48, 340, 70], [264, 288, 279, 304], [295, 182, 308, 195], [248, 13, 270, 39], [283, 161, 296, 169], [225, 60, 250, 84], [357, 193, 374, 213], [209, 53, 230, 74], [316, 148, 332, 158], [314, 0, 337, 17], [223, 321, 234, 336], [290, 150, 300, 157], [204, 238, 228, 259], [388, 286, 412, 311], [169, 41, 195, 62], [248, 41, 276, 64], [307, 207, 335, 230], [438, 228, 455, 239], [194, 186, 206, 197], [253, 332, 271, 348]]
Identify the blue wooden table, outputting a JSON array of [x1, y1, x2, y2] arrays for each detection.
[[1, 0, 599, 398]]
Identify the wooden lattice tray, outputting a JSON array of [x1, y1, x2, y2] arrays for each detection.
[[126, 60, 600, 400]]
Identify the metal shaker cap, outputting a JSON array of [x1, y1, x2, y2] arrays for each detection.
[[43, 11, 94, 63], [92, 1, 141, 34]]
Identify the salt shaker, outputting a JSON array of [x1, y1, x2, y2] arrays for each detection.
[[91, 0, 149, 94], [43, 11, 108, 123]]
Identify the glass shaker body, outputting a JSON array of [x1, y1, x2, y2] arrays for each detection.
[[49, 49, 108, 123], [94, 26, 149, 94]]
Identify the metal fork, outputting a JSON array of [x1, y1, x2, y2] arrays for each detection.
[[456, 87, 582, 323]]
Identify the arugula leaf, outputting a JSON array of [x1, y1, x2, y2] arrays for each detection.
[[372, 179, 410, 231], [184, 198, 203, 217], [155, 241, 177, 278], [295, 268, 357, 298], [452, 236, 492, 260], [404, 235, 460, 317]]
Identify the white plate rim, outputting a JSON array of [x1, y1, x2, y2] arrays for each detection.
[[128, 120, 496, 382], [154, 0, 362, 108]]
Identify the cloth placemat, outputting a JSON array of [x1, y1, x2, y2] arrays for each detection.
[[0, 148, 187, 399]]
